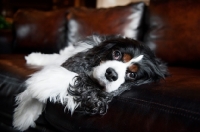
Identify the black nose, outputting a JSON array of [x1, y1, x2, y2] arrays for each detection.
[[105, 68, 118, 82]]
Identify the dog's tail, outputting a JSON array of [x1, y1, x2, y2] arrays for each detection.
[[13, 89, 44, 131]]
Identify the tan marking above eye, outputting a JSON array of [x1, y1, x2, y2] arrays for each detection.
[[128, 64, 139, 72], [123, 54, 132, 62]]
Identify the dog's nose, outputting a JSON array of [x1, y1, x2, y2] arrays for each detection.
[[105, 68, 118, 82]]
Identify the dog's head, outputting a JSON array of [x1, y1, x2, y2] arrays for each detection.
[[89, 36, 167, 93], [62, 35, 168, 115]]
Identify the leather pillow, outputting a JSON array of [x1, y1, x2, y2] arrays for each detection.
[[145, 0, 200, 66], [13, 9, 67, 53], [66, 2, 146, 45]]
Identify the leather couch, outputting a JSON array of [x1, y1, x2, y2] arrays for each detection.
[[1, 0, 200, 131]]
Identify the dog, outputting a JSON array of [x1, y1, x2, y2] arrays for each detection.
[[13, 35, 168, 131]]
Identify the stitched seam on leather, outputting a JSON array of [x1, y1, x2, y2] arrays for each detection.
[[115, 96, 200, 121]]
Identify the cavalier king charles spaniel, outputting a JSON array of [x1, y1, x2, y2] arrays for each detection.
[[13, 35, 168, 131]]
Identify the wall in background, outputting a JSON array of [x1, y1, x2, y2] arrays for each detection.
[[97, 0, 149, 8]]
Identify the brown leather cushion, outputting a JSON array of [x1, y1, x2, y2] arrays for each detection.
[[66, 2, 146, 45], [145, 0, 200, 66], [13, 9, 67, 53]]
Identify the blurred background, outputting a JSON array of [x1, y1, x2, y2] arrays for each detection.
[[0, 0, 149, 18]]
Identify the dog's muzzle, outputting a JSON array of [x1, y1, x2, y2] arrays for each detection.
[[92, 55, 144, 92], [92, 60, 128, 92], [105, 68, 118, 82]]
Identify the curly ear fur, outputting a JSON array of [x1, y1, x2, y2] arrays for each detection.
[[133, 47, 168, 85], [61, 36, 120, 74], [68, 74, 113, 115]]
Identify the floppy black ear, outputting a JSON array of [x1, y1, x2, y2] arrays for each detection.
[[133, 56, 169, 86], [153, 58, 169, 81]]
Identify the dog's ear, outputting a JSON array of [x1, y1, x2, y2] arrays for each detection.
[[153, 58, 169, 81], [135, 57, 169, 86]]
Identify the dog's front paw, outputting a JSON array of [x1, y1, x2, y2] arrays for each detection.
[[25, 52, 44, 66], [25, 52, 60, 66]]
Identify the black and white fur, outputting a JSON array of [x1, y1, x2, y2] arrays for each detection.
[[13, 35, 168, 131]]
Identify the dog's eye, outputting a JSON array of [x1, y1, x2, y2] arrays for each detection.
[[127, 72, 137, 79], [112, 50, 122, 60]]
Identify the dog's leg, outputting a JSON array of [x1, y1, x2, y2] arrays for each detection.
[[13, 65, 78, 131], [25, 45, 90, 66], [25, 45, 76, 66], [25, 52, 61, 66], [13, 90, 44, 131]]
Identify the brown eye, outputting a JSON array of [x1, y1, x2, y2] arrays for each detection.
[[127, 72, 137, 79], [112, 50, 122, 60]]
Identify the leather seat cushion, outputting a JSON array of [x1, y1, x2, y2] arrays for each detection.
[[45, 67, 200, 131], [0, 55, 200, 131]]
